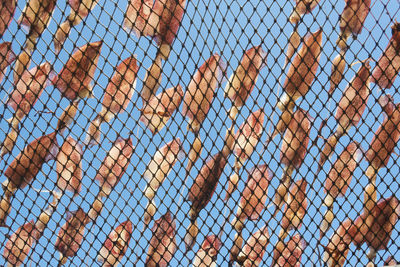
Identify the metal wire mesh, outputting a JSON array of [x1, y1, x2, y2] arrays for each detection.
[[0, 0, 399, 266]]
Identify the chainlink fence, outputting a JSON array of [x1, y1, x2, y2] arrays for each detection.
[[0, 0, 399, 266]]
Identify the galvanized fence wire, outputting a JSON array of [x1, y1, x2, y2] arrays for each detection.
[[0, 0, 400, 266]]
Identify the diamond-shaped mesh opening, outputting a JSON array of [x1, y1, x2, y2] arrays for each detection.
[[0, 0, 400, 266]]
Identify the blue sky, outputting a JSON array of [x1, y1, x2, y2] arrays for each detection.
[[0, 0, 400, 266]]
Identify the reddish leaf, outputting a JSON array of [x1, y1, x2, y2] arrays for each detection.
[[182, 54, 226, 133], [98, 221, 133, 266], [52, 41, 103, 101], [146, 212, 177, 267], [95, 137, 134, 196]]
